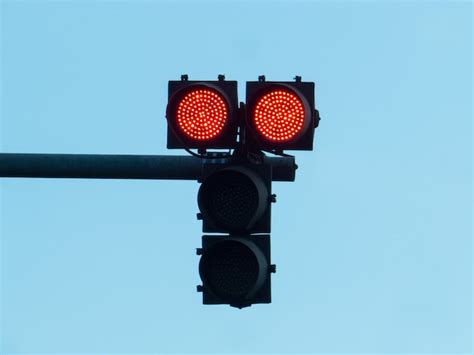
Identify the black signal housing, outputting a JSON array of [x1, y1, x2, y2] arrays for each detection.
[[245, 80, 319, 151], [197, 162, 272, 234], [197, 234, 273, 308], [166, 80, 239, 149]]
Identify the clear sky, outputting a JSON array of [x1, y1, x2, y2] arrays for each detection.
[[0, 0, 472, 353]]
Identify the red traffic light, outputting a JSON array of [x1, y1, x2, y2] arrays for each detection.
[[246, 81, 318, 151], [176, 88, 228, 141], [253, 89, 309, 142], [167, 80, 238, 149]]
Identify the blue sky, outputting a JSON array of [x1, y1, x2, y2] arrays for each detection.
[[0, 0, 472, 353]]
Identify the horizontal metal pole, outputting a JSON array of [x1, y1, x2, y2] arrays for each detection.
[[0, 153, 296, 182]]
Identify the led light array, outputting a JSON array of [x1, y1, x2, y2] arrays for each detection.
[[176, 89, 228, 141], [253, 90, 305, 142]]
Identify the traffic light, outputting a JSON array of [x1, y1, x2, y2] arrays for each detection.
[[166, 75, 239, 149], [196, 160, 274, 308], [164, 75, 319, 308], [197, 162, 272, 234], [197, 235, 274, 309], [245, 76, 319, 151]]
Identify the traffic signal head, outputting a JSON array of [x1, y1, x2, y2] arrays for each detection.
[[197, 163, 272, 234], [166, 79, 239, 149], [246, 80, 319, 150], [197, 235, 274, 308]]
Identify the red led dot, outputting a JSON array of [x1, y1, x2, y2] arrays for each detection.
[[176, 89, 228, 141], [253, 90, 305, 142]]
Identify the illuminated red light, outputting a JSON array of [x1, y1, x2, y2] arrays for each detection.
[[253, 90, 305, 142], [176, 89, 228, 141]]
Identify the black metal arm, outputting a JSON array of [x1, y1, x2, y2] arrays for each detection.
[[0, 153, 296, 182]]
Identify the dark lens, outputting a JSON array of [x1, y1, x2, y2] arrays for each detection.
[[202, 241, 259, 298]]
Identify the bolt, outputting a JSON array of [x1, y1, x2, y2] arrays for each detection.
[[258, 75, 266, 82], [270, 194, 277, 203], [196, 248, 203, 255], [196, 285, 204, 292], [218, 74, 225, 81], [269, 264, 277, 273], [196, 213, 203, 220], [294, 75, 302, 82], [180, 74, 188, 81], [315, 109, 321, 127]]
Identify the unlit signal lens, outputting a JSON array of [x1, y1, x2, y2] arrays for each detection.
[[176, 89, 228, 141], [201, 240, 260, 298], [253, 90, 305, 142]]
